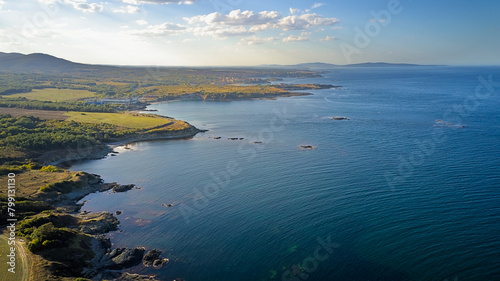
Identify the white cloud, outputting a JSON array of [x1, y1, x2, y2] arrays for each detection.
[[238, 36, 278, 45], [73, 2, 103, 13], [37, 0, 60, 4], [121, 0, 197, 4], [277, 13, 339, 31], [0, 0, 6, 9], [129, 22, 186, 36], [130, 9, 340, 41], [136, 20, 148, 25], [190, 25, 253, 37], [319, 35, 337, 41], [289, 8, 300, 15], [182, 9, 340, 37], [113, 5, 140, 14], [282, 35, 309, 42], [311, 3, 324, 10], [185, 9, 281, 26], [51, 0, 104, 13]]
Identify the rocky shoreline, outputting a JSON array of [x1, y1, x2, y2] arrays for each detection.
[[33, 125, 205, 280], [47, 124, 204, 167], [31, 171, 170, 280]]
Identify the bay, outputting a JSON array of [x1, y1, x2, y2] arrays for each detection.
[[71, 66, 500, 281]]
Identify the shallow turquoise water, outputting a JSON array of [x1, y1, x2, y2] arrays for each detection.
[[72, 66, 500, 281]]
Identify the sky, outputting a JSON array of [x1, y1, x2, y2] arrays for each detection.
[[0, 0, 499, 66]]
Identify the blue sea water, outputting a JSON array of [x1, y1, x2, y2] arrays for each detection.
[[71, 66, 500, 281]]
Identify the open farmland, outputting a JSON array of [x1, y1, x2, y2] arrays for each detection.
[[64, 111, 172, 129], [1, 88, 96, 102]]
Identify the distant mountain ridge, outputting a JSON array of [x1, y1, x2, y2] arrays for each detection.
[[0, 52, 437, 73]]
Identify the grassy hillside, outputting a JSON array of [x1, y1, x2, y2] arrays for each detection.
[[2, 88, 96, 102], [64, 112, 172, 129]]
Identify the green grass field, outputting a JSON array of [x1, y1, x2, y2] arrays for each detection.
[[1, 88, 96, 102], [64, 112, 172, 129]]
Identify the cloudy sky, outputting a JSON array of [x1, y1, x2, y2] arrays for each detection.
[[0, 0, 498, 66]]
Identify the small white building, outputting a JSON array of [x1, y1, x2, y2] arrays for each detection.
[[100, 98, 139, 105]]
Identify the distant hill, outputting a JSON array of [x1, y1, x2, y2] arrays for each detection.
[[0, 52, 438, 73], [260, 62, 435, 69], [344, 62, 422, 67], [0, 52, 94, 72], [293, 62, 339, 69], [259, 62, 337, 70]]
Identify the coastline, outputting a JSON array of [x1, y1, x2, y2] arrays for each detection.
[[49, 124, 205, 167], [25, 85, 333, 280], [21, 126, 205, 280]]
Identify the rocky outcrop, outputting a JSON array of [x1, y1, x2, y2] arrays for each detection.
[[104, 247, 146, 270], [41, 144, 113, 166], [47, 124, 204, 166], [78, 211, 119, 234], [112, 183, 136, 193], [143, 249, 169, 267], [331, 116, 349, 120], [111, 125, 203, 146], [103, 272, 162, 281]]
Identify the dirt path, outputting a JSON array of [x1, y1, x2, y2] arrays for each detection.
[[0, 232, 31, 281]]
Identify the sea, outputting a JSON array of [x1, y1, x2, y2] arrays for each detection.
[[71, 66, 500, 281]]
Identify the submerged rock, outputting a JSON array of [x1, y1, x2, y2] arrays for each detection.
[[331, 116, 349, 120], [300, 145, 317, 150]]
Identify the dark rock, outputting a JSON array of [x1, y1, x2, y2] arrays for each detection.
[[300, 145, 317, 150], [161, 203, 173, 207], [253, 141, 263, 144], [115, 210, 122, 215], [107, 247, 146, 270], [143, 249, 162, 266], [112, 184, 135, 193], [152, 258, 169, 267], [143, 249, 169, 268], [213, 137, 221, 139], [79, 212, 119, 234], [332, 116, 349, 120], [101, 272, 161, 281]]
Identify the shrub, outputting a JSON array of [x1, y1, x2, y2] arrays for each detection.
[[27, 238, 42, 252], [40, 165, 60, 172], [27, 222, 74, 252], [39, 184, 51, 192]]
